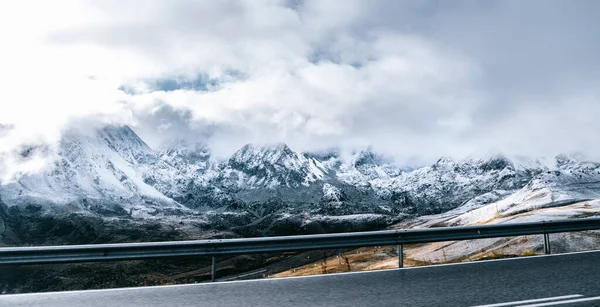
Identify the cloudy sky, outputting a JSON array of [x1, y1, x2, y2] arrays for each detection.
[[1, 0, 600, 179]]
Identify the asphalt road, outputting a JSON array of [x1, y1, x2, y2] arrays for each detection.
[[1, 250, 599, 307]]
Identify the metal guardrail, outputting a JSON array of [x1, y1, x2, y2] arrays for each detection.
[[1, 217, 600, 281]]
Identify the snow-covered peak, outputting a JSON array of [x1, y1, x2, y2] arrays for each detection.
[[3, 123, 599, 229], [331, 147, 402, 187], [433, 153, 547, 176], [448, 165, 600, 226], [222, 143, 326, 189], [363, 153, 549, 215], [464, 154, 511, 170], [67, 125, 157, 166], [304, 148, 339, 161], [229, 143, 296, 167], [434, 157, 456, 167], [304, 149, 342, 171], [554, 154, 600, 171], [0, 125, 183, 214], [352, 147, 383, 167], [159, 140, 213, 171]]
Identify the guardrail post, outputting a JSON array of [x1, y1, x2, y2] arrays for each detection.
[[397, 244, 403, 268], [211, 256, 216, 282], [543, 233, 551, 254]]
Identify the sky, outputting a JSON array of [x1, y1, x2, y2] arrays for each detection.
[[1, 0, 600, 180]]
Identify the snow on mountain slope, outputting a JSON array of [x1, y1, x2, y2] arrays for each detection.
[[306, 150, 547, 215], [382, 157, 600, 265], [1, 125, 599, 258], [151, 140, 234, 208], [0, 126, 184, 214], [148, 140, 221, 195], [220, 143, 327, 189], [445, 156, 600, 226], [369, 154, 547, 214], [405, 202, 600, 264], [323, 147, 403, 189], [2, 123, 599, 237], [393, 155, 600, 229], [0, 128, 552, 222], [159, 141, 219, 178]]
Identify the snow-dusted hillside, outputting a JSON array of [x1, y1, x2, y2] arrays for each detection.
[[149, 140, 226, 208], [220, 143, 326, 189], [445, 156, 600, 226], [320, 147, 403, 189], [369, 155, 547, 214], [1, 124, 599, 241], [0, 126, 184, 216], [388, 155, 600, 264], [159, 141, 219, 179], [0, 126, 548, 217]]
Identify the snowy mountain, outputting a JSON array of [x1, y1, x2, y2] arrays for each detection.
[[387, 155, 600, 266], [159, 141, 218, 177], [1, 124, 599, 242], [0, 126, 185, 216], [318, 147, 403, 189], [368, 154, 548, 215], [443, 156, 600, 226], [220, 143, 326, 189]]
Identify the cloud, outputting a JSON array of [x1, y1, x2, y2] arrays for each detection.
[[1, 0, 600, 181]]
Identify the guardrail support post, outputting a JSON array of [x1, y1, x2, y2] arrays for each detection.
[[397, 244, 403, 268], [211, 256, 216, 282], [543, 233, 551, 254]]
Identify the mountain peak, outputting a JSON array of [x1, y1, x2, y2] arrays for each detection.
[[159, 140, 214, 175], [100, 124, 136, 136], [469, 154, 512, 172], [223, 142, 326, 188], [0, 123, 178, 210], [230, 143, 295, 167], [61, 124, 152, 155], [240, 142, 291, 152], [352, 146, 392, 167], [303, 148, 340, 162], [555, 154, 579, 168], [91, 125, 155, 165], [160, 140, 211, 161], [434, 156, 455, 167]]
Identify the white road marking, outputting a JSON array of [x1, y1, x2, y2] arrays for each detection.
[[517, 296, 600, 307], [472, 295, 583, 307]]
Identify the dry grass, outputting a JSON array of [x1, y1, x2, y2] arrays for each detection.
[[270, 244, 451, 278], [271, 246, 398, 278], [270, 204, 600, 280], [270, 240, 544, 279]]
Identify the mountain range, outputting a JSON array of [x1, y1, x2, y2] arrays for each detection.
[[1, 125, 599, 244]]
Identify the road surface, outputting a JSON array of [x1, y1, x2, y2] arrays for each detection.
[[1, 250, 599, 306]]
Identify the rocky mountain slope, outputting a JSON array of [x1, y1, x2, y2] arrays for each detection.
[[1, 125, 599, 244], [272, 158, 600, 277], [0, 126, 186, 215], [379, 156, 600, 265]]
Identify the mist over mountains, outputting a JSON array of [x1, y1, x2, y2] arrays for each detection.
[[1, 125, 599, 245]]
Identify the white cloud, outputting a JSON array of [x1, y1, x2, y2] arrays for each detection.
[[0, 0, 599, 181]]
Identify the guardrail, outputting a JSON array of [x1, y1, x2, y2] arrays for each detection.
[[1, 217, 600, 281]]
